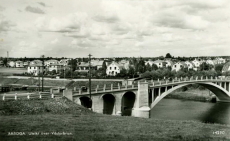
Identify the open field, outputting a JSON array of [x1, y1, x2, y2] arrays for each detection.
[[0, 67, 26, 74], [0, 98, 229, 141]]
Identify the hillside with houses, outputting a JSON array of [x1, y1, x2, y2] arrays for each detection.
[[0, 55, 230, 79]]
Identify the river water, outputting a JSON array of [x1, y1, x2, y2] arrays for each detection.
[[150, 99, 230, 125]]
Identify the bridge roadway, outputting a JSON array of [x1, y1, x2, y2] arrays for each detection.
[[63, 76, 230, 118]]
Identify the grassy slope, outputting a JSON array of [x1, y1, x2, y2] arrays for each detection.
[[0, 98, 230, 141], [0, 78, 121, 88]]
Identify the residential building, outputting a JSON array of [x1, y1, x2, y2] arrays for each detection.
[[27, 64, 45, 76], [30, 60, 42, 65], [172, 62, 187, 72], [206, 59, 215, 66], [164, 60, 173, 68], [15, 61, 24, 68], [119, 60, 130, 70], [153, 60, 165, 68], [185, 61, 195, 70], [48, 63, 63, 73], [23, 61, 30, 68], [8, 61, 15, 67], [106, 62, 124, 76], [192, 59, 201, 71], [91, 60, 104, 70], [222, 62, 230, 73], [44, 59, 58, 67], [59, 59, 69, 66], [0, 60, 3, 66], [215, 57, 226, 64]]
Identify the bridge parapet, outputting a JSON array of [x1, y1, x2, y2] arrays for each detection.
[[73, 83, 138, 96], [149, 77, 230, 88]]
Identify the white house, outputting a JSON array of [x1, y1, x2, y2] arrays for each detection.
[[23, 61, 30, 68], [0, 60, 3, 66], [119, 60, 130, 70], [15, 61, 24, 68], [91, 60, 104, 70], [222, 62, 230, 73], [172, 62, 187, 72], [215, 57, 226, 64], [48, 63, 63, 73], [192, 59, 201, 71], [27, 64, 45, 76], [30, 60, 42, 65], [106, 62, 124, 76], [206, 59, 215, 66], [153, 60, 165, 68], [59, 59, 69, 66], [8, 61, 15, 67], [184, 61, 195, 70], [45, 59, 58, 67], [164, 60, 173, 67]]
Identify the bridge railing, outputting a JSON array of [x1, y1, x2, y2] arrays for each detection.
[[1, 92, 55, 101], [74, 83, 138, 95], [149, 76, 229, 86]]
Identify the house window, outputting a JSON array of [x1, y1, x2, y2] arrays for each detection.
[[115, 67, 116, 70], [110, 67, 112, 70], [174, 65, 176, 67]]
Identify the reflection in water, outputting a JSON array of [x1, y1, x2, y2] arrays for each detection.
[[150, 99, 230, 125], [201, 102, 230, 124]]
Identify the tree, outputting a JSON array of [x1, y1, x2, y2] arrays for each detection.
[[117, 68, 127, 78], [151, 64, 158, 71], [136, 58, 147, 74], [3, 58, 7, 67], [101, 61, 107, 76], [146, 63, 151, 71], [127, 66, 135, 78], [215, 64, 224, 76], [165, 53, 172, 58], [200, 62, 213, 71], [68, 59, 78, 71]]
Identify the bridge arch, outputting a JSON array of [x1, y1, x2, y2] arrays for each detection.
[[101, 94, 116, 115], [121, 91, 136, 116], [151, 82, 230, 109], [79, 96, 92, 108]]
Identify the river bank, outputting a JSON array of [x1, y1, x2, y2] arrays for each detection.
[[166, 88, 216, 102]]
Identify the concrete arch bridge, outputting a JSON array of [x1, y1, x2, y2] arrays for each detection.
[[63, 77, 230, 118]]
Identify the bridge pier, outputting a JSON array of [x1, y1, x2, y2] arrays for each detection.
[[132, 82, 150, 118]]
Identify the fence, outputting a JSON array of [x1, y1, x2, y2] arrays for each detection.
[[1, 92, 62, 101]]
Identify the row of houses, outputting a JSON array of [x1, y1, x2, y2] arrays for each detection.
[[5, 59, 69, 68], [19, 57, 229, 76], [27, 59, 70, 76], [145, 58, 226, 72]]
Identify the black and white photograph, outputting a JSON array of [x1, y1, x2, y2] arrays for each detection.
[[0, 0, 230, 140]]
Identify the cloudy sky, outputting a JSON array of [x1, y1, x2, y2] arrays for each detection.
[[0, 0, 230, 58]]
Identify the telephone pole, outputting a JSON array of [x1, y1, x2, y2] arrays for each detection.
[[41, 55, 45, 92], [88, 54, 92, 109]]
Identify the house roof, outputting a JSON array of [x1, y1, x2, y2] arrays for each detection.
[[28, 63, 43, 67], [153, 60, 164, 63], [222, 62, 230, 72], [91, 60, 104, 66], [79, 62, 89, 67], [107, 62, 125, 70], [46, 59, 58, 63]]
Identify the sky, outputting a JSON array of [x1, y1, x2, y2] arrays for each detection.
[[0, 0, 230, 58]]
